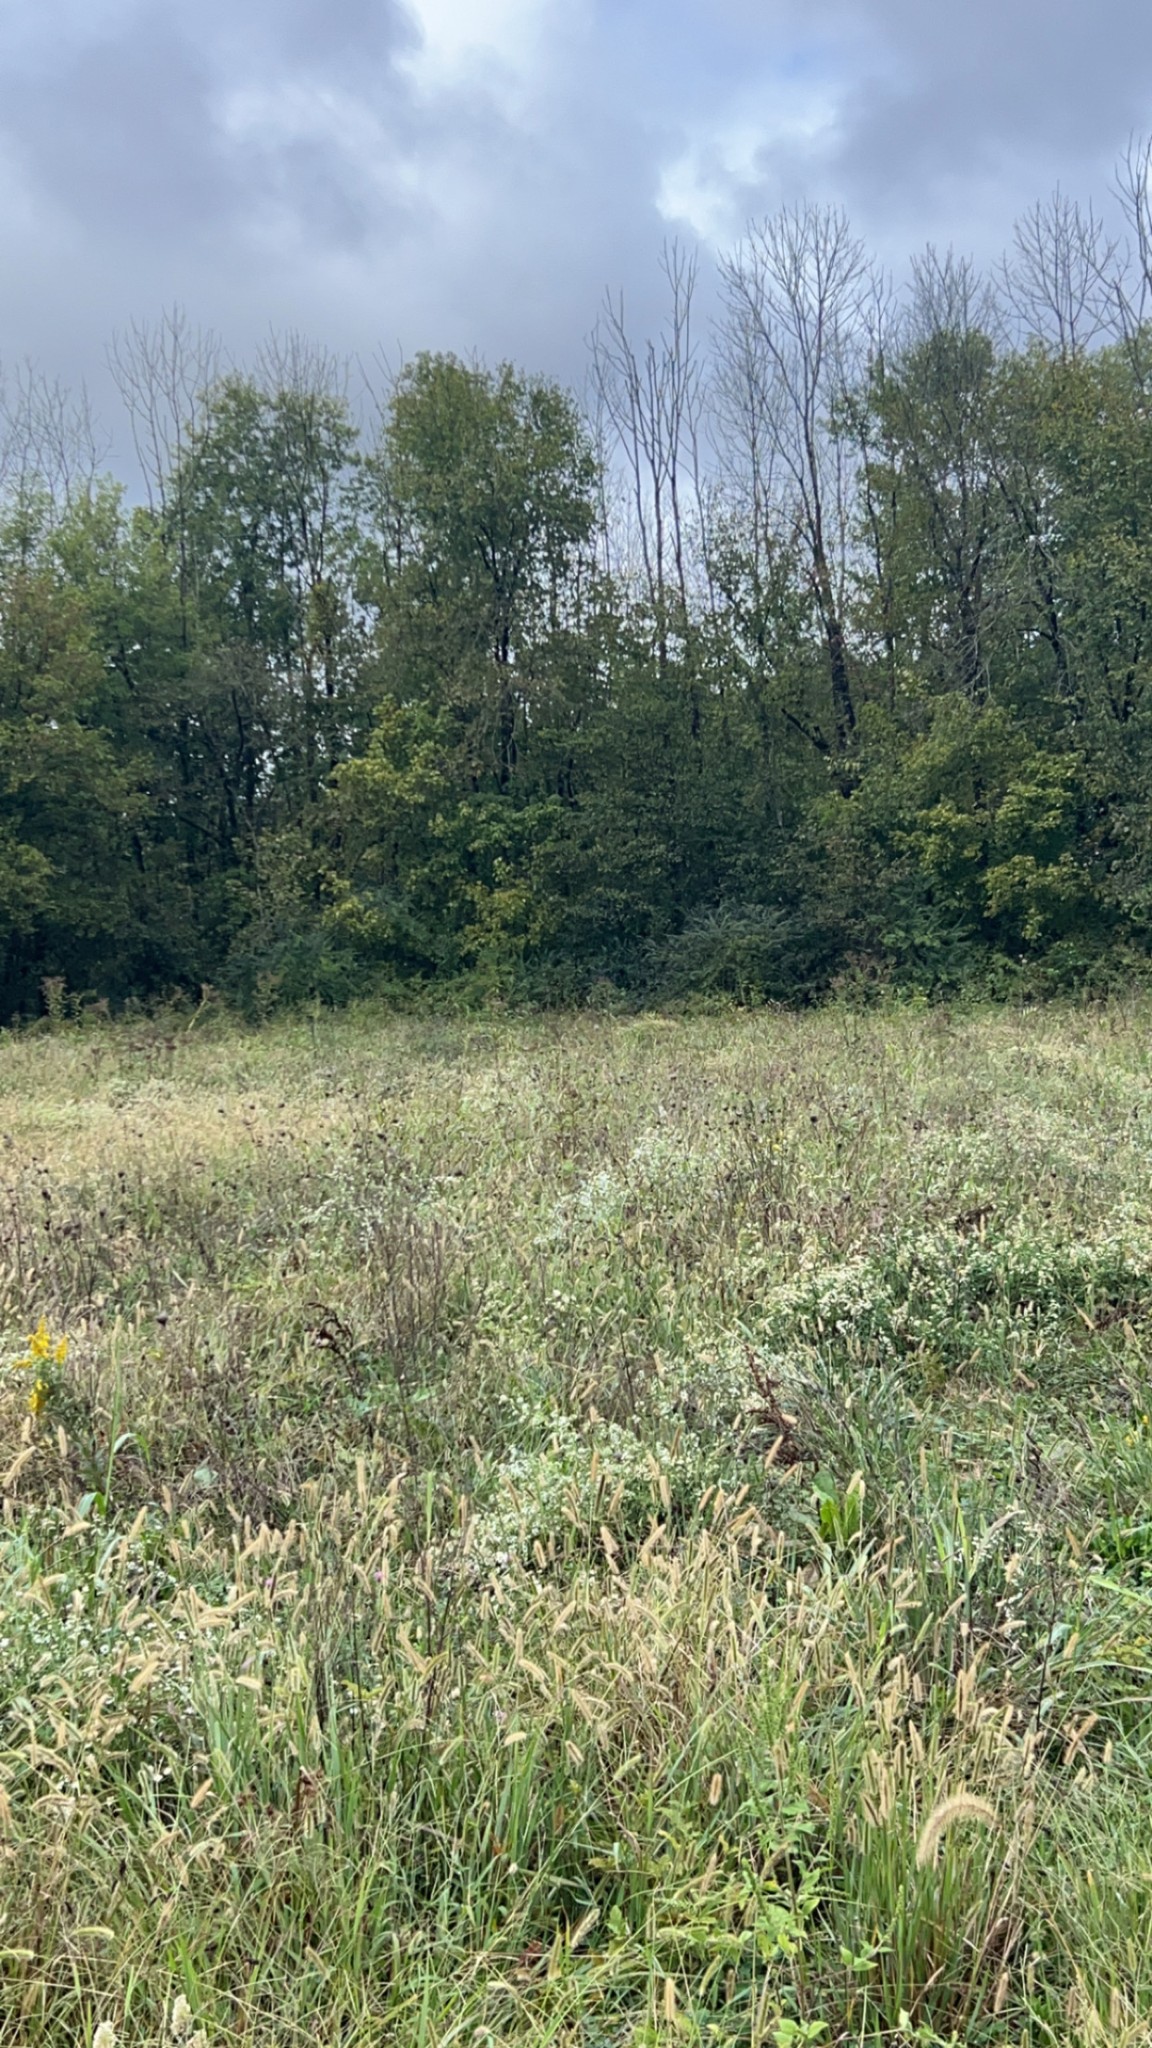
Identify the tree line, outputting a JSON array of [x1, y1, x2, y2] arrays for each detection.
[[6, 165, 1152, 1016]]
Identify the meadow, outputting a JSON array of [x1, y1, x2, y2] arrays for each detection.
[[2, 997, 1152, 2047]]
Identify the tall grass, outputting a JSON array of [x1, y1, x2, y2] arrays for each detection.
[[2, 998, 1152, 2043]]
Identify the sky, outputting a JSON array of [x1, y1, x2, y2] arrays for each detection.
[[1, 0, 1151, 463]]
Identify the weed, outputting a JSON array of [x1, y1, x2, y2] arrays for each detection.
[[1, 1001, 1152, 2042]]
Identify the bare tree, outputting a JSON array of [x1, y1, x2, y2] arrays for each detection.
[[0, 361, 102, 516], [905, 243, 1003, 353], [108, 305, 223, 512], [718, 203, 870, 752], [711, 263, 786, 593], [840, 270, 901, 707], [1111, 137, 1152, 342], [108, 308, 224, 651], [590, 243, 710, 662], [1078, 135, 1152, 380], [1000, 189, 1119, 357]]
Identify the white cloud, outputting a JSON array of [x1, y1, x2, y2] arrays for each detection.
[[399, 0, 557, 95], [656, 70, 846, 245]]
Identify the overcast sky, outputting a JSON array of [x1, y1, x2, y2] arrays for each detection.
[[2, 0, 1151, 463]]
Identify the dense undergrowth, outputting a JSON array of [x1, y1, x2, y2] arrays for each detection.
[[2, 999, 1152, 2045]]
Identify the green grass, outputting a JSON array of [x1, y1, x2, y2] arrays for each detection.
[[2, 997, 1152, 2046]]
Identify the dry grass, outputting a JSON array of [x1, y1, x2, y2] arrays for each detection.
[[2, 996, 1152, 2045]]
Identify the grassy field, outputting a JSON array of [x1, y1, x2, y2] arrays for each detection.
[[3, 998, 1152, 2047]]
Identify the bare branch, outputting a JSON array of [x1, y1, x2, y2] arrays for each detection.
[[0, 360, 103, 510], [107, 306, 223, 512], [717, 203, 871, 748], [590, 243, 708, 653], [1000, 189, 1120, 356]]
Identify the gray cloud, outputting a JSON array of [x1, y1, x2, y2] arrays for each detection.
[[689, 0, 1152, 245], [1, 0, 1152, 473], [2, 14, 231, 242]]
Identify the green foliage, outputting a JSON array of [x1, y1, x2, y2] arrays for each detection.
[[0, 498, 155, 1007], [4, 306, 1152, 1016]]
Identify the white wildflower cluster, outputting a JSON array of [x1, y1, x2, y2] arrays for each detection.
[[536, 1167, 628, 1246], [627, 1125, 715, 1194], [468, 1413, 721, 1573], [757, 1221, 1152, 1369], [765, 1256, 886, 1347], [537, 1129, 713, 1248]]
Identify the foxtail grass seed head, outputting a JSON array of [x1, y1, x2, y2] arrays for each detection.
[[569, 1906, 599, 1950], [5, 1004, 1152, 2046], [915, 1793, 998, 1868]]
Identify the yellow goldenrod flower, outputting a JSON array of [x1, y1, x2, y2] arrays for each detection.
[[10, 1319, 66, 1409]]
